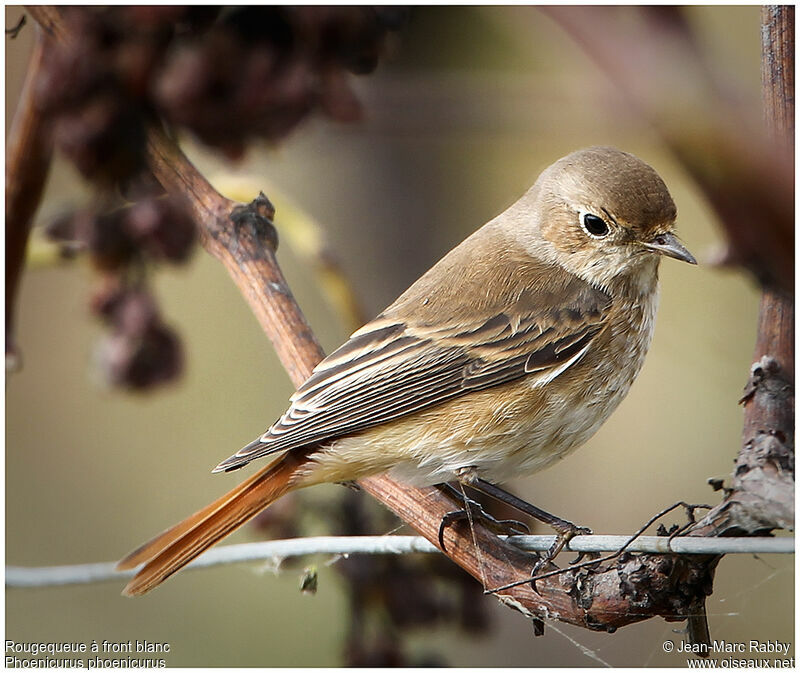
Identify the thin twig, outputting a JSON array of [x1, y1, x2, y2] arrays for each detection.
[[6, 14, 26, 38]]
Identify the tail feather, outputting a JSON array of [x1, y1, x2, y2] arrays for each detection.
[[119, 450, 310, 596], [117, 461, 282, 571]]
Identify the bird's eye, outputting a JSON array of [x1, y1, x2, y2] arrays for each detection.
[[581, 212, 610, 238]]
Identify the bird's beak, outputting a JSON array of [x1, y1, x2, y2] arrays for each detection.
[[643, 232, 697, 265]]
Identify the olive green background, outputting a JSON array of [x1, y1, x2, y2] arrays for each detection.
[[6, 6, 792, 667]]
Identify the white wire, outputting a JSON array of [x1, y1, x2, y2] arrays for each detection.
[[6, 534, 792, 588]]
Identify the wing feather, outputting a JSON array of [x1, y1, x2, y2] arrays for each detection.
[[214, 277, 611, 473]]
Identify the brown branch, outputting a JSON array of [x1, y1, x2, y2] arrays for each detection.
[[146, 124, 323, 391], [29, 4, 723, 635], [762, 6, 795, 140], [693, 6, 795, 539], [6, 28, 53, 367], [692, 5, 795, 537], [676, 5, 795, 650]]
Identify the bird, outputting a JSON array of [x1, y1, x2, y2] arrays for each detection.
[[118, 146, 696, 596]]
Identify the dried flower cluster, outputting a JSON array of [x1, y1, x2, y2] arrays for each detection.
[[35, 6, 405, 390], [38, 6, 405, 162], [45, 196, 195, 389]]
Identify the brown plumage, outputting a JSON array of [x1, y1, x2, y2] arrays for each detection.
[[119, 147, 695, 596]]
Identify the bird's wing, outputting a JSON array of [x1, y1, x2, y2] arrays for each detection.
[[214, 274, 611, 472]]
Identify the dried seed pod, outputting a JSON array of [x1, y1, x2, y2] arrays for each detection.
[[52, 94, 147, 184], [89, 277, 127, 323], [112, 289, 159, 338], [124, 197, 196, 263], [100, 319, 183, 390], [32, 5, 406, 397]]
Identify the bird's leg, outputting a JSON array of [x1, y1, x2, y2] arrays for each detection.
[[460, 476, 592, 593], [464, 476, 592, 563], [436, 483, 529, 550]]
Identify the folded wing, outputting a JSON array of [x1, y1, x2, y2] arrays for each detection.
[[214, 274, 611, 473]]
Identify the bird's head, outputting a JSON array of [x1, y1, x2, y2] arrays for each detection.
[[518, 147, 695, 292]]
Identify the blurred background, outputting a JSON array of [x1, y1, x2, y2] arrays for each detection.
[[6, 5, 792, 667]]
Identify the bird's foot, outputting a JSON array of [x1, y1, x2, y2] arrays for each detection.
[[437, 489, 529, 551], [529, 520, 592, 593], [546, 520, 592, 559]]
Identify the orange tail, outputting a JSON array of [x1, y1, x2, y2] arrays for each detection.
[[118, 450, 311, 596]]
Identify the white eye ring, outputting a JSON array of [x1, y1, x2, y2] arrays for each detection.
[[579, 210, 611, 239]]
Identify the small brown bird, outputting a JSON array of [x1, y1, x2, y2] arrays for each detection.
[[119, 146, 695, 595]]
